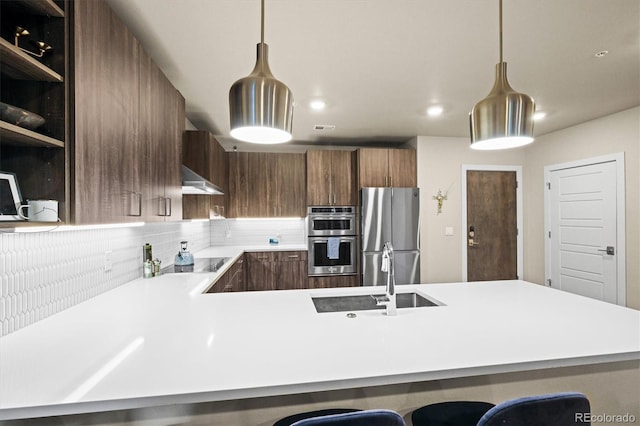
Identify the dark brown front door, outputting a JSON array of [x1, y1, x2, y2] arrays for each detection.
[[467, 170, 518, 281]]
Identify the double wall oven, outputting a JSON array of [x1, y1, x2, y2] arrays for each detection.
[[307, 206, 357, 276]]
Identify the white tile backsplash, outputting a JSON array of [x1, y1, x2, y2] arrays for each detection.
[[210, 218, 306, 246], [0, 218, 308, 337], [0, 220, 210, 336]]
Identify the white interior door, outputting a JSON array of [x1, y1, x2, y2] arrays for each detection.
[[546, 156, 625, 304]]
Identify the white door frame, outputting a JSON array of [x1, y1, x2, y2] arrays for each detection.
[[544, 152, 626, 306], [461, 164, 524, 282]]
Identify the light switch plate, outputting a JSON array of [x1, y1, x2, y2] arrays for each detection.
[[104, 250, 113, 272], [445, 227, 454, 236]]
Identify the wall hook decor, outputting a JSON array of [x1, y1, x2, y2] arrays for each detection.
[[14, 26, 30, 45], [28, 40, 53, 57], [14, 26, 53, 58], [432, 189, 448, 214]]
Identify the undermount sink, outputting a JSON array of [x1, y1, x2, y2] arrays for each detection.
[[312, 292, 440, 313]]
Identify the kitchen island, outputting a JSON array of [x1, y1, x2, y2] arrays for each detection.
[[1, 250, 638, 424]]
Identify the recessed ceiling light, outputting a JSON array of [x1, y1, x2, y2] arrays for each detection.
[[594, 50, 609, 58], [533, 111, 547, 121], [426, 105, 444, 117], [310, 99, 327, 110]]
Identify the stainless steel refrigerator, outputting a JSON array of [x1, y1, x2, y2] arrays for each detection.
[[360, 187, 420, 286]]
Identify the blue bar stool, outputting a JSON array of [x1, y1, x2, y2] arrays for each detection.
[[411, 392, 590, 426], [274, 409, 361, 426], [411, 401, 495, 426], [477, 392, 591, 426], [287, 409, 406, 426]]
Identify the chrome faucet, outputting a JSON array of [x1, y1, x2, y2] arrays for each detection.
[[375, 241, 397, 316]]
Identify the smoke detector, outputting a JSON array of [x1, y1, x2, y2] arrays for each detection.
[[313, 124, 336, 131]]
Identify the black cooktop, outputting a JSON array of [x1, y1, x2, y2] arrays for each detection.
[[163, 257, 228, 274]]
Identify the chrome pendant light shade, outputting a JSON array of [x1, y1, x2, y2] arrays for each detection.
[[470, 0, 535, 150], [229, 0, 294, 144]]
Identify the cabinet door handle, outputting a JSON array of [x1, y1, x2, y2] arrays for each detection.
[[288, 255, 299, 259], [129, 192, 142, 216], [159, 197, 172, 216]]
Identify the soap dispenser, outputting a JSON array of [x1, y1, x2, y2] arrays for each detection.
[[174, 241, 195, 272]]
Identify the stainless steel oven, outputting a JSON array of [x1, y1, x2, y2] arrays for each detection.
[[307, 206, 357, 276], [308, 206, 357, 236], [308, 235, 357, 276]]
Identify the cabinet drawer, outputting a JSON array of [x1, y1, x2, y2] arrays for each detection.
[[246, 251, 275, 263], [274, 251, 308, 262]]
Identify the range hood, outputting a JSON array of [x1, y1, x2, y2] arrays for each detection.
[[181, 165, 224, 195]]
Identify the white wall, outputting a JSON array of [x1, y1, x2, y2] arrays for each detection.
[[416, 107, 640, 308], [416, 136, 526, 283]]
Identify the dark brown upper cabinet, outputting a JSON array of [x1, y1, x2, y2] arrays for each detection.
[[71, 0, 183, 224], [357, 148, 417, 188], [228, 152, 306, 218], [306, 150, 356, 206], [182, 130, 228, 219]]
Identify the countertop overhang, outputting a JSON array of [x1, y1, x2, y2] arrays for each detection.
[[1, 246, 638, 420]]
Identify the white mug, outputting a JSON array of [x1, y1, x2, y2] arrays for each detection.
[[18, 200, 59, 222]]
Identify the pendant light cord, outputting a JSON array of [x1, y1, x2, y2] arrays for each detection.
[[261, 0, 265, 45], [499, 0, 503, 63]]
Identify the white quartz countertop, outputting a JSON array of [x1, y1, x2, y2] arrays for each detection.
[[1, 246, 638, 420]]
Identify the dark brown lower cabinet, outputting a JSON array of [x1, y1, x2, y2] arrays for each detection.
[[276, 251, 309, 290], [208, 255, 245, 293], [246, 252, 276, 291], [308, 275, 359, 289], [246, 251, 308, 291], [210, 252, 358, 293]]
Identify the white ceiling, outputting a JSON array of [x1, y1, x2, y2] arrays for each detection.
[[106, 0, 640, 151]]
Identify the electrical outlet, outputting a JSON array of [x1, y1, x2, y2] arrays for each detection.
[[445, 227, 454, 236], [104, 250, 113, 272]]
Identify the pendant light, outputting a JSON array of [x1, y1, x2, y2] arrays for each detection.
[[229, 0, 294, 144], [469, 0, 535, 150]]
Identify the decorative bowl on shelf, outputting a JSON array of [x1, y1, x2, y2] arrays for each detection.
[[0, 102, 45, 130]]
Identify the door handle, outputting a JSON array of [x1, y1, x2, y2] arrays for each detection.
[[468, 226, 478, 246], [597, 246, 615, 255]]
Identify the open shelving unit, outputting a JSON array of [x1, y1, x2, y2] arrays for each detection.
[[19, 0, 64, 17], [0, 38, 63, 82], [0, 121, 64, 148], [1, 0, 67, 227]]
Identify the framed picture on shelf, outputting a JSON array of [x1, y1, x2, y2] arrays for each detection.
[[0, 171, 24, 221]]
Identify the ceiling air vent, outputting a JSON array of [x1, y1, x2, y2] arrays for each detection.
[[313, 124, 336, 131]]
